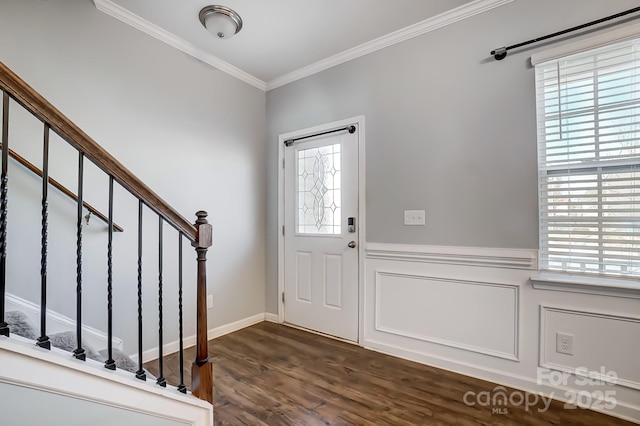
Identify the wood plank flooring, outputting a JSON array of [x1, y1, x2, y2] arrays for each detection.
[[144, 322, 632, 425]]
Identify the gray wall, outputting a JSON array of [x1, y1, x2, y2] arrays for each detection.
[[265, 0, 640, 313], [0, 0, 266, 354]]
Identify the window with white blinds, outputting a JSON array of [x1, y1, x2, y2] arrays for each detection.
[[535, 36, 640, 277]]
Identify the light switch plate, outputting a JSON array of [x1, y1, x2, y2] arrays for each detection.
[[404, 210, 426, 226]]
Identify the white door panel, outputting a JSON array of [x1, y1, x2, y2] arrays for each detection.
[[284, 127, 358, 342]]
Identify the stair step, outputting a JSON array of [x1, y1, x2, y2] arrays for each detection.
[[5, 311, 37, 340], [5, 310, 149, 376]]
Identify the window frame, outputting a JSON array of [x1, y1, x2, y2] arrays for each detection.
[[533, 30, 640, 295]]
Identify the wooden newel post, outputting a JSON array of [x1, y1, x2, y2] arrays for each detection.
[[191, 210, 213, 404]]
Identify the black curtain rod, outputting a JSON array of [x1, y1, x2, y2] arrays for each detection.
[[490, 6, 640, 61], [284, 125, 356, 146]]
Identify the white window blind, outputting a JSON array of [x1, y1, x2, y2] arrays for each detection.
[[535, 36, 640, 277]]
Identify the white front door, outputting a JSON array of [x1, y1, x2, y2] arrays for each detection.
[[283, 125, 359, 342]]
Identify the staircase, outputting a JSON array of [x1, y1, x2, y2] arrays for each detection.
[[0, 61, 214, 424]]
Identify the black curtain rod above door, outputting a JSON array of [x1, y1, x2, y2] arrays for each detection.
[[284, 125, 356, 147], [490, 6, 640, 61]]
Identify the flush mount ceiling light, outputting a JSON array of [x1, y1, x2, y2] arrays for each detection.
[[199, 5, 243, 40]]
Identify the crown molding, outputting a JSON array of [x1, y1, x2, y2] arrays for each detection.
[[94, 0, 513, 92], [93, 0, 267, 91], [265, 0, 514, 90]]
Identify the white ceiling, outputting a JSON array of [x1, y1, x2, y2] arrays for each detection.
[[95, 0, 506, 90]]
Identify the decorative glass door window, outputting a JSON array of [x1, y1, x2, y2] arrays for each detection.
[[297, 143, 341, 234]]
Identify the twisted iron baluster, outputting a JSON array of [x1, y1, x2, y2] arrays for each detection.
[[156, 216, 166, 387], [73, 152, 86, 360], [177, 233, 186, 393], [135, 200, 146, 380], [36, 124, 51, 349], [0, 92, 9, 337], [104, 176, 116, 370]]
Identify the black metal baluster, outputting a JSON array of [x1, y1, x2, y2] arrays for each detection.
[[135, 200, 146, 381], [36, 124, 51, 349], [73, 152, 86, 360], [104, 176, 116, 370], [177, 233, 186, 393], [156, 216, 166, 387], [0, 93, 9, 338]]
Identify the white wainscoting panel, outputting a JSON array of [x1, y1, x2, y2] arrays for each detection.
[[540, 306, 640, 391], [374, 271, 519, 360], [363, 243, 640, 424]]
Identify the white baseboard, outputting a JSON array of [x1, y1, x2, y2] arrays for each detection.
[[364, 338, 640, 424], [207, 313, 266, 341], [264, 313, 279, 323], [6, 293, 123, 352], [141, 313, 269, 363]]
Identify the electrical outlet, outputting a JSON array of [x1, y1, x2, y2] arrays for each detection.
[[404, 210, 426, 226], [207, 294, 213, 309], [556, 332, 574, 355]]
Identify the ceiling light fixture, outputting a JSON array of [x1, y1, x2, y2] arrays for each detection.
[[199, 5, 243, 40]]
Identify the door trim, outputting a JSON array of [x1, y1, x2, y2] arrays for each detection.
[[277, 115, 366, 344]]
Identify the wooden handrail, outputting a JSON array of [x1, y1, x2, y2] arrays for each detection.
[[0, 62, 196, 241], [1, 144, 123, 232]]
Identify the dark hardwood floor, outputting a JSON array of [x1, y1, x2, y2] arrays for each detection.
[[145, 322, 632, 425]]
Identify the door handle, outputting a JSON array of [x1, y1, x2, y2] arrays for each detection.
[[348, 241, 357, 248]]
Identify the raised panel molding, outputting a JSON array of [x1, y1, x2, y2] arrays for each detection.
[[367, 242, 538, 269], [540, 306, 640, 391], [373, 271, 519, 361]]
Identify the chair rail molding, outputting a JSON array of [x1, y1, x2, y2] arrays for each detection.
[[366, 243, 538, 269]]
